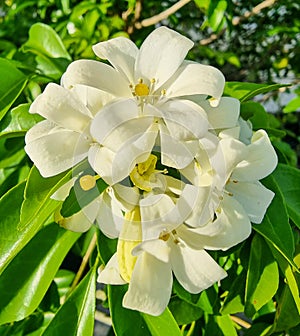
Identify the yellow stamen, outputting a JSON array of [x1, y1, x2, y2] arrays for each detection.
[[130, 154, 157, 192], [79, 174, 96, 191], [159, 231, 170, 241]]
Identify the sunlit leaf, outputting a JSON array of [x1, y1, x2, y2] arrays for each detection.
[[0, 223, 80, 324], [0, 58, 28, 121], [42, 261, 98, 336]]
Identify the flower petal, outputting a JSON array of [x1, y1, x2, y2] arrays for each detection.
[[232, 130, 278, 181], [93, 37, 138, 83], [201, 194, 252, 250], [25, 122, 90, 177], [135, 26, 194, 89], [170, 244, 227, 294], [160, 99, 209, 140], [123, 252, 173, 316], [62, 60, 132, 97], [226, 181, 274, 223], [165, 61, 225, 104], [97, 253, 127, 285], [30, 83, 92, 132], [132, 239, 170, 263]]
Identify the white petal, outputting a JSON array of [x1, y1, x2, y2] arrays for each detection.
[[25, 124, 90, 177], [232, 130, 278, 181], [51, 177, 77, 200], [71, 84, 114, 117], [202, 97, 240, 130], [170, 244, 227, 293], [135, 26, 193, 89], [160, 99, 209, 140], [30, 83, 91, 133], [159, 125, 195, 169], [165, 61, 225, 104], [62, 60, 132, 97], [201, 194, 252, 250], [132, 239, 170, 263], [93, 37, 138, 83], [97, 253, 127, 285], [96, 192, 122, 238], [90, 98, 153, 151], [226, 180, 274, 223], [88, 145, 115, 185], [123, 252, 173, 316], [112, 184, 140, 211], [111, 124, 158, 183]]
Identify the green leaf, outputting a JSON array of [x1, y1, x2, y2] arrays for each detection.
[[42, 261, 97, 336], [245, 235, 279, 317], [0, 58, 28, 121], [0, 182, 26, 274], [23, 23, 71, 60], [168, 297, 203, 325], [283, 96, 300, 113], [108, 284, 151, 336], [272, 163, 300, 229], [254, 174, 295, 266], [224, 82, 290, 102], [97, 229, 117, 265], [0, 223, 80, 324], [215, 315, 238, 336], [207, 0, 227, 32], [55, 269, 76, 297], [0, 103, 43, 140], [61, 177, 108, 218], [141, 308, 182, 336]]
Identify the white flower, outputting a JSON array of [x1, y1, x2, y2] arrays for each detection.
[[25, 83, 113, 177], [61, 27, 226, 183]]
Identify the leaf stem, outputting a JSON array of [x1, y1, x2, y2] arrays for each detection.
[[69, 232, 97, 293]]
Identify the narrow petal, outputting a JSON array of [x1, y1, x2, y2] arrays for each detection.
[[170, 244, 227, 294], [51, 177, 77, 200], [165, 61, 225, 104], [201, 194, 252, 250], [135, 26, 194, 89], [25, 124, 90, 177], [62, 59, 132, 97], [226, 180, 274, 223], [97, 253, 127, 285], [160, 99, 209, 140], [123, 252, 173, 316], [232, 130, 278, 181], [30, 83, 92, 133], [93, 37, 138, 83]]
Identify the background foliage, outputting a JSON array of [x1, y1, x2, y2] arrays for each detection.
[[0, 0, 299, 335]]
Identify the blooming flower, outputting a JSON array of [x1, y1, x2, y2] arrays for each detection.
[[62, 26, 226, 183], [25, 83, 113, 177]]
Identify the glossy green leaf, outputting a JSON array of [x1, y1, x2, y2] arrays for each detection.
[[272, 163, 300, 229], [0, 58, 28, 121], [42, 261, 97, 336], [0, 103, 43, 140], [97, 229, 117, 265], [142, 308, 182, 336], [55, 269, 76, 297], [254, 175, 295, 266], [245, 235, 279, 317], [283, 96, 300, 113], [0, 223, 80, 324], [0, 182, 26, 273], [224, 82, 290, 102], [61, 177, 108, 218], [22, 23, 71, 60], [207, 0, 227, 32]]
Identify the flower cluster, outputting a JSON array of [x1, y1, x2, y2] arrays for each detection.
[[25, 27, 277, 316]]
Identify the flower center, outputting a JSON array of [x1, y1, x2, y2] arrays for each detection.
[[159, 229, 180, 244], [134, 83, 150, 96], [130, 154, 157, 192]]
